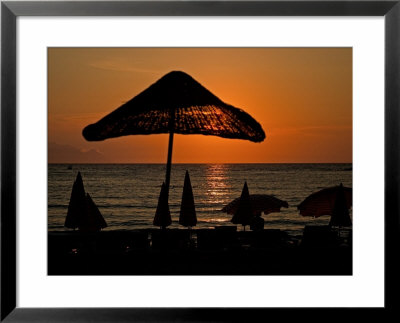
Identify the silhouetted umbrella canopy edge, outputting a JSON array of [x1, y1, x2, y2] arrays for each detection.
[[82, 71, 266, 143]]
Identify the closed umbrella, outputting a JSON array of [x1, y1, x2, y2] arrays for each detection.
[[230, 182, 253, 231], [179, 170, 197, 229], [328, 184, 352, 227], [153, 182, 172, 229], [297, 183, 352, 227], [82, 71, 265, 202], [65, 172, 108, 232], [65, 172, 86, 229], [84, 193, 108, 231]]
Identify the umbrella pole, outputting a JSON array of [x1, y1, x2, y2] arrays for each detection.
[[165, 108, 176, 199], [165, 130, 174, 198]]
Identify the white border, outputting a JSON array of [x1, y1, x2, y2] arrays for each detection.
[[17, 17, 384, 307]]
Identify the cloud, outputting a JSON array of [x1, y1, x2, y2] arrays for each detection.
[[48, 142, 109, 163]]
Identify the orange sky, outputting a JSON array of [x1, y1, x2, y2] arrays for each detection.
[[48, 48, 352, 163]]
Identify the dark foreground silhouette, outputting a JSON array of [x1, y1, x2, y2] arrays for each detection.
[[48, 226, 352, 275]]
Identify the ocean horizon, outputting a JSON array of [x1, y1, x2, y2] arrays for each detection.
[[48, 163, 352, 236]]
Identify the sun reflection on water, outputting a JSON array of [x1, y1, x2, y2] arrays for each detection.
[[205, 164, 231, 218]]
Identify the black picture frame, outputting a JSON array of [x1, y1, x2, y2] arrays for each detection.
[[1, 0, 399, 321]]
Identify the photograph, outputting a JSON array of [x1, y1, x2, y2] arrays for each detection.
[[2, 0, 398, 320], [47, 47, 353, 276]]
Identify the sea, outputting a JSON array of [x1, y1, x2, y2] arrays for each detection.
[[48, 163, 352, 237]]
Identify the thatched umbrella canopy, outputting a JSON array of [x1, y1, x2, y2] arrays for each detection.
[[298, 183, 352, 227], [82, 71, 266, 198], [179, 170, 197, 229]]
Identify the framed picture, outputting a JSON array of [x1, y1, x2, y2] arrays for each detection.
[[46, 46, 353, 276], [1, 0, 399, 321]]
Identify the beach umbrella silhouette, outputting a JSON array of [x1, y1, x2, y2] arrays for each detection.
[[230, 182, 254, 231], [222, 194, 289, 217], [297, 183, 352, 227], [65, 172, 108, 231], [65, 172, 86, 229], [84, 193, 108, 232], [179, 170, 197, 229], [153, 182, 172, 229], [82, 71, 265, 201], [328, 184, 352, 227]]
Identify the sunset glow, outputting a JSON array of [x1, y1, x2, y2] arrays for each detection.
[[48, 48, 352, 163]]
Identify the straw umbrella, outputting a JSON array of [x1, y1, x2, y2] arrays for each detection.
[[82, 71, 265, 201], [297, 183, 352, 227], [179, 170, 197, 229]]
